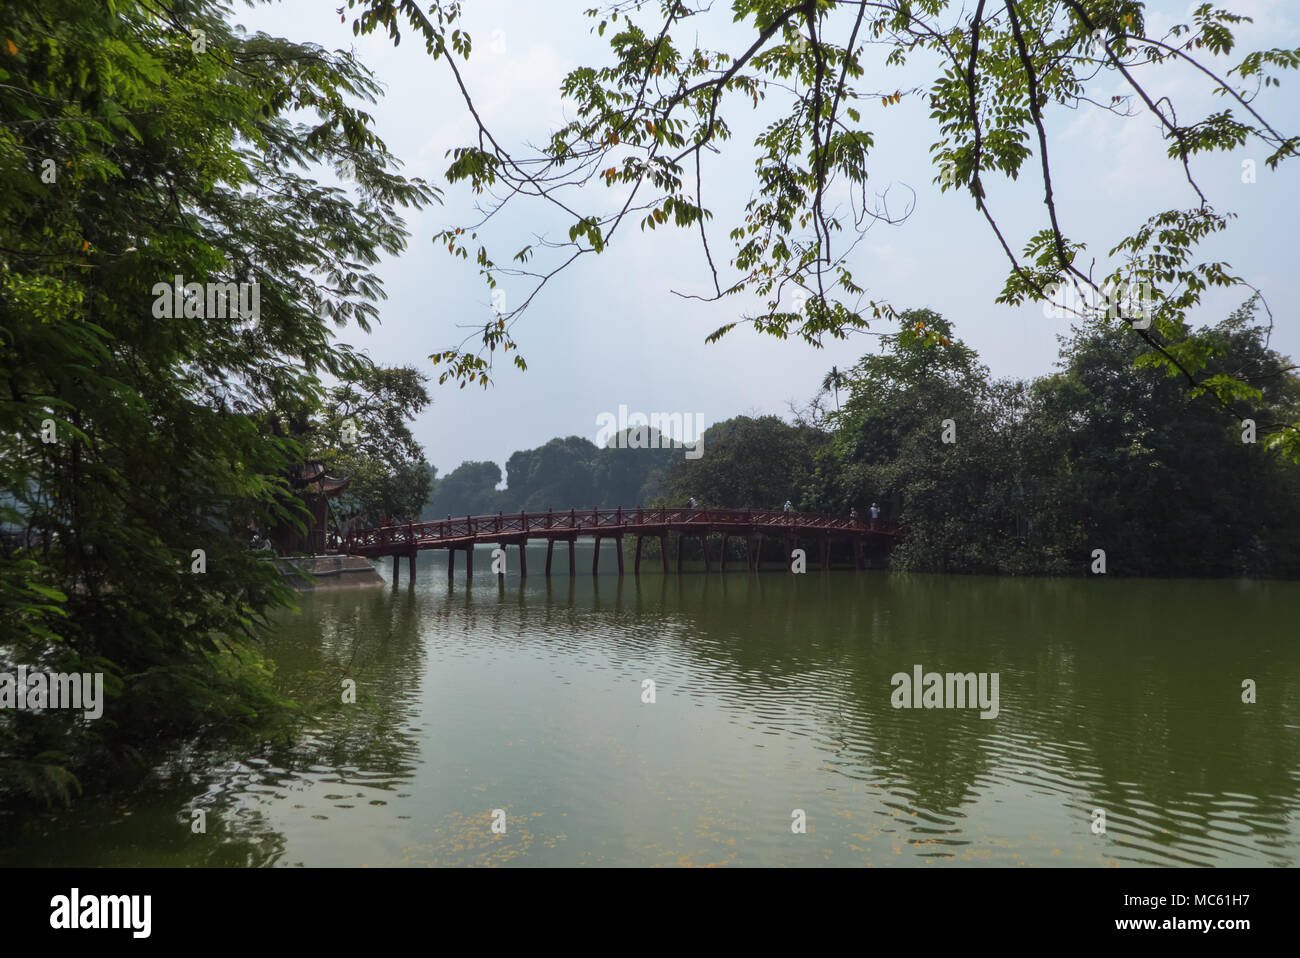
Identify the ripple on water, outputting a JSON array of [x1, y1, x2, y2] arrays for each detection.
[[7, 572, 1298, 867]]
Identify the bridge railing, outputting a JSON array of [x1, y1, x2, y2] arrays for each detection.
[[345, 507, 900, 552]]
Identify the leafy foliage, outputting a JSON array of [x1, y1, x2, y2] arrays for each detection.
[[665, 415, 830, 510], [345, 0, 1299, 457], [421, 432, 675, 518], [310, 362, 434, 524], [0, 0, 436, 802], [663, 303, 1300, 577]]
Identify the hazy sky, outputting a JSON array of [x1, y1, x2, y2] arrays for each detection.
[[241, 0, 1300, 479]]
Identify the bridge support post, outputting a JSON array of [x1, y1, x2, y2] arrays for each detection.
[[393, 553, 400, 586], [616, 535, 624, 576], [408, 550, 416, 584], [568, 538, 576, 578], [702, 534, 711, 574], [754, 533, 763, 572], [592, 536, 601, 575], [820, 535, 830, 571], [720, 533, 728, 572], [660, 534, 668, 574], [634, 535, 643, 575], [676, 532, 684, 574], [448, 546, 455, 581], [498, 542, 507, 584], [854, 536, 864, 571], [519, 541, 527, 578], [545, 539, 554, 576], [465, 544, 473, 584]]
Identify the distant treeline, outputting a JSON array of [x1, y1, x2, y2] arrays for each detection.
[[428, 303, 1300, 578], [420, 433, 679, 519]]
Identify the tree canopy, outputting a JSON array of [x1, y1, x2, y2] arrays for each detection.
[[667, 299, 1300, 576], [308, 362, 434, 524], [0, 0, 436, 801]]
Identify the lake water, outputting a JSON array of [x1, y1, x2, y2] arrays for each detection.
[[4, 544, 1299, 867]]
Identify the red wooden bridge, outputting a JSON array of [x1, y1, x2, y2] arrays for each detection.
[[345, 506, 902, 584]]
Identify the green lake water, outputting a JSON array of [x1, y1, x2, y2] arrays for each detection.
[[4, 544, 1299, 867]]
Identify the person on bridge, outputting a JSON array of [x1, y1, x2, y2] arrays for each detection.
[[850, 507, 859, 525], [870, 502, 880, 529], [687, 496, 697, 520]]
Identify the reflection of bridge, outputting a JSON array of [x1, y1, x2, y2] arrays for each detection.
[[347, 506, 903, 584]]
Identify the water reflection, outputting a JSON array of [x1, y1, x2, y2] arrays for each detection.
[[3, 551, 1298, 867]]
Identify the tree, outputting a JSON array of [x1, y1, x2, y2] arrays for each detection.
[[0, 0, 437, 802], [313, 362, 434, 523], [417, 462, 442, 520], [827, 302, 1300, 575], [593, 433, 676, 507], [1027, 301, 1300, 575], [832, 309, 984, 465], [504, 436, 600, 511], [428, 460, 505, 517], [830, 310, 1027, 571], [345, 0, 1300, 457], [821, 366, 845, 412], [665, 415, 829, 509]]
